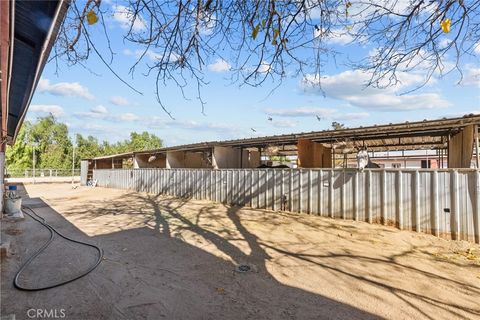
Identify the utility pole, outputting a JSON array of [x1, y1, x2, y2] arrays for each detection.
[[32, 142, 37, 184], [71, 142, 75, 185]]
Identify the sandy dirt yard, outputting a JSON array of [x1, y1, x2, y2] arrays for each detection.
[[1, 183, 480, 320]]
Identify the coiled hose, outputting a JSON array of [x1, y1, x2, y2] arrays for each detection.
[[13, 205, 104, 291]]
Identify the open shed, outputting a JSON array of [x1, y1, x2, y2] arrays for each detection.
[[87, 114, 480, 170]]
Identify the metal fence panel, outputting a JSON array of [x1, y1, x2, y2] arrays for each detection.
[[93, 168, 480, 243]]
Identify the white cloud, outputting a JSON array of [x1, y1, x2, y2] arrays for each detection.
[[258, 61, 271, 73], [301, 70, 450, 111], [198, 12, 217, 35], [74, 110, 139, 122], [119, 113, 139, 122], [123, 48, 178, 62], [37, 78, 50, 91], [112, 5, 146, 31], [29, 104, 65, 117], [461, 66, 480, 88], [144, 50, 163, 61], [265, 107, 369, 121], [37, 78, 94, 100], [475, 42, 480, 55], [145, 117, 245, 137], [271, 120, 299, 128], [346, 92, 450, 110], [74, 111, 105, 120], [332, 112, 370, 121], [91, 105, 108, 114], [325, 29, 354, 45], [439, 38, 451, 49], [346, 0, 433, 24], [122, 48, 134, 56], [69, 123, 125, 139], [109, 96, 130, 106], [266, 107, 336, 118], [207, 59, 231, 72]]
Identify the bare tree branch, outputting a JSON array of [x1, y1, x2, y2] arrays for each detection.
[[54, 0, 480, 117]]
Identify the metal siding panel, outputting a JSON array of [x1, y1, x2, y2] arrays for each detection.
[[467, 172, 476, 242], [293, 170, 300, 213], [311, 170, 319, 215], [380, 171, 387, 225], [328, 170, 334, 218], [475, 171, 480, 243], [437, 172, 450, 238], [239, 170, 245, 206], [302, 170, 310, 214], [430, 171, 439, 236], [239, 170, 244, 205], [92, 168, 479, 243], [353, 172, 359, 221], [267, 170, 273, 210], [253, 170, 258, 208], [397, 171, 403, 229], [258, 170, 264, 209], [298, 170, 303, 213], [460, 171, 474, 241], [370, 171, 380, 223], [333, 171, 343, 219], [345, 171, 355, 220], [387, 171, 397, 225], [317, 170, 323, 216], [404, 172, 414, 231]]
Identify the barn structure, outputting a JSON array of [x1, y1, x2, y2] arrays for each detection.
[[86, 114, 480, 244], [85, 114, 480, 176]]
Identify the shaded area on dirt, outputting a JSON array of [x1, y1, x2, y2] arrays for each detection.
[[2, 183, 480, 319], [2, 186, 379, 320]]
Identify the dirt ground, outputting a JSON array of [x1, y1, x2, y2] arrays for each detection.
[[1, 183, 480, 320]]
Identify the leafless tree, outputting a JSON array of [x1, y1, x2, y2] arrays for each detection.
[[53, 0, 480, 118]]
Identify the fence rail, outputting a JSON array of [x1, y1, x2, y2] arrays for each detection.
[[93, 168, 480, 243], [5, 168, 80, 178]]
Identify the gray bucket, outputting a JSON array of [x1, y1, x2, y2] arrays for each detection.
[[5, 196, 22, 215]]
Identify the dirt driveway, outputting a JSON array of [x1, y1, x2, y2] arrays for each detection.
[[1, 183, 480, 320]]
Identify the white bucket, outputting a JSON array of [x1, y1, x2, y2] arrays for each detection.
[[5, 196, 22, 215]]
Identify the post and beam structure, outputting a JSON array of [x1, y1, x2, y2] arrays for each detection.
[[448, 124, 475, 168]]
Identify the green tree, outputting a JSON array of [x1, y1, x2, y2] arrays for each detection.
[[74, 134, 104, 166], [109, 132, 163, 155], [28, 114, 72, 169], [6, 115, 164, 169], [125, 132, 163, 152], [331, 122, 346, 130], [270, 155, 288, 163], [6, 121, 33, 169]]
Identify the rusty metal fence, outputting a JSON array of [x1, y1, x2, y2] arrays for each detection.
[[93, 168, 480, 243]]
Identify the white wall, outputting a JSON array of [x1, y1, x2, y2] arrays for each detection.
[[134, 154, 167, 168], [213, 146, 241, 168], [166, 151, 211, 168]]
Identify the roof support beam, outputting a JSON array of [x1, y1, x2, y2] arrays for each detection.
[[0, 0, 11, 146]]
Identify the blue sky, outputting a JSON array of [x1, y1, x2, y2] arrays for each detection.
[[28, 2, 480, 147]]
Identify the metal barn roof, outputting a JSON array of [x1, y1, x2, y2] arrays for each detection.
[[90, 114, 480, 160], [1, 0, 69, 143]]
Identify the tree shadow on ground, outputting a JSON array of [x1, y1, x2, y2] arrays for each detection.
[[20, 186, 480, 320], [2, 193, 381, 320]]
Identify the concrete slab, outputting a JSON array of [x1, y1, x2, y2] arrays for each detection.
[[0, 240, 10, 259], [2, 211, 24, 220]]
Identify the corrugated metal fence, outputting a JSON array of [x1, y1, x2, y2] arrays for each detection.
[[93, 168, 480, 243]]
